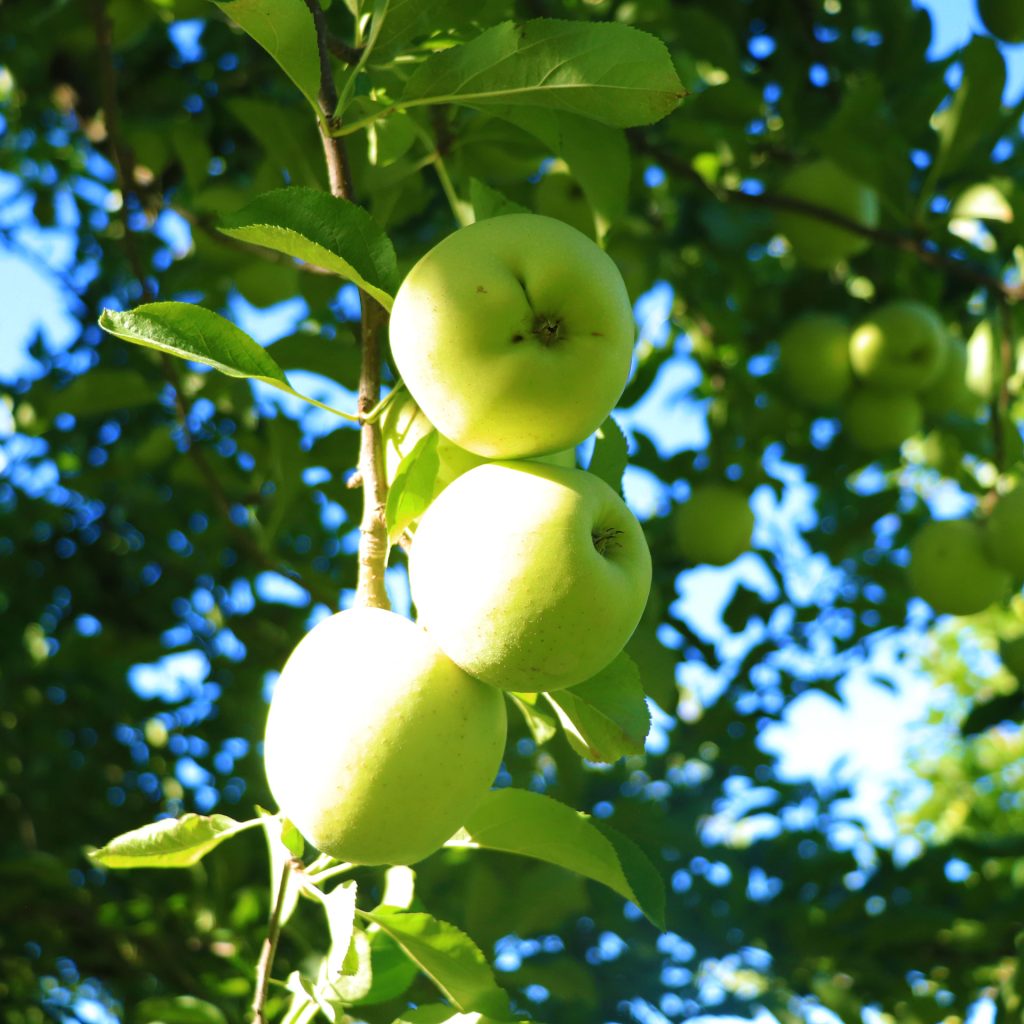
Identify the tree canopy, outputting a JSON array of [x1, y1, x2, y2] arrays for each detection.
[[3, 1, 1024, 1023]]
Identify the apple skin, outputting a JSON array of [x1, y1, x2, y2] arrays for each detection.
[[409, 462, 652, 693], [389, 214, 634, 459], [777, 313, 852, 409], [978, 0, 1024, 43], [263, 608, 507, 866], [986, 487, 1024, 576], [776, 160, 880, 268], [672, 484, 754, 566], [908, 519, 1011, 616], [849, 301, 948, 392], [843, 388, 924, 452]]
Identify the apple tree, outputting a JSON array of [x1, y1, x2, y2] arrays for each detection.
[[3, 1, 1024, 1023]]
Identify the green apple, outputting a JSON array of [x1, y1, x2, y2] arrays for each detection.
[[978, 0, 1024, 42], [849, 301, 947, 392], [389, 214, 634, 459], [264, 608, 506, 865], [776, 160, 880, 269], [409, 462, 652, 692], [843, 388, 923, 452], [777, 313, 852, 409], [985, 486, 1024, 576], [921, 332, 979, 417], [909, 519, 1011, 616], [672, 483, 754, 566], [534, 168, 595, 239]]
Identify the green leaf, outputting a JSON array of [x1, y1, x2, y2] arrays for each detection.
[[134, 995, 228, 1024], [46, 368, 158, 419], [385, 431, 441, 542], [399, 20, 684, 128], [448, 789, 665, 928], [99, 303, 357, 420], [498, 109, 628, 237], [99, 303, 289, 386], [546, 652, 650, 764], [350, 930, 419, 1006], [226, 96, 324, 188], [508, 692, 558, 746], [951, 183, 1014, 223], [587, 415, 629, 495], [319, 880, 359, 979], [933, 37, 1006, 180], [268, 329, 361, 385], [318, 928, 374, 1010], [213, 0, 322, 112], [88, 813, 258, 869], [469, 178, 530, 221], [219, 187, 399, 310], [359, 908, 511, 1018]]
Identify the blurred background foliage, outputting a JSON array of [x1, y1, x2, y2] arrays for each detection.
[[3, 0, 1024, 1022]]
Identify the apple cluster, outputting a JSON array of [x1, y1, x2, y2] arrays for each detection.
[[263, 214, 652, 865], [908, 487, 1024, 617], [778, 299, 970, 453]]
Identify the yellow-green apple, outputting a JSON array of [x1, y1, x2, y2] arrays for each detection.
[[263, 608, 506, 865], [777, 313, 852, 409], [776, 160, 880, 268], [672, 483, 754, 566], [843, 388, 923, 452], [978, 0, 1024, 42], [409, 463, 652, 692], [921, 332, 979, 417], [908, 519, 1011, 615], [849, 301, 947, 392], [389, 214, 634, 459], [986, 486, 1024, 576]]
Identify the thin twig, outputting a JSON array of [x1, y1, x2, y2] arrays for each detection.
[[252, 858, 299, 1024], [327, 33, 364, 64], [304, 0, 392, 610]]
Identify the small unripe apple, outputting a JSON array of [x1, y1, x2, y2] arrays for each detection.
[[264, 608, 507, 865], [921, 332, 979, 417], [389, 214, 634, 459], [776, 160, 880, 269], [977, 0, 1024, 43], [672, 483, 754, 566], [985, 487, 1024, 576], [843, 389, 924, 452], [849, 301, 948, 392], [409, 462, 652, 692], [908, 519, 1011, 616], [777, 313, 852, 409]]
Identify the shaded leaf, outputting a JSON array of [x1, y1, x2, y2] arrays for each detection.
[[134, 995, 228, 1024], [448, 789, 665, 927], [46, 369, 158, 419], [469, 178, 530, 220], [359, 908, 510, 1018], [508, 692, 559, 746], [213, 0, 322, 111], [587, 415, 629, 495], [219, 187, 399, 309], [385, 430, 441, 541], [546, 652, 650, 763]]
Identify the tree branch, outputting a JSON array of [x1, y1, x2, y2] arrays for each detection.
[[305, 0, 392, 611], [636, 138, 1024, 303], [252, 858, 299, 1024]]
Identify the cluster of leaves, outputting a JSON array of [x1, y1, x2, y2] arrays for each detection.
[[3, 1, 1024, 1023]]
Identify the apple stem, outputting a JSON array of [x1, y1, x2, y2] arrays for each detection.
[[305, 0, 392, 611]]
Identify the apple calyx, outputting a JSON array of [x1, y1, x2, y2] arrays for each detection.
[[592, 526, 625, 555]]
